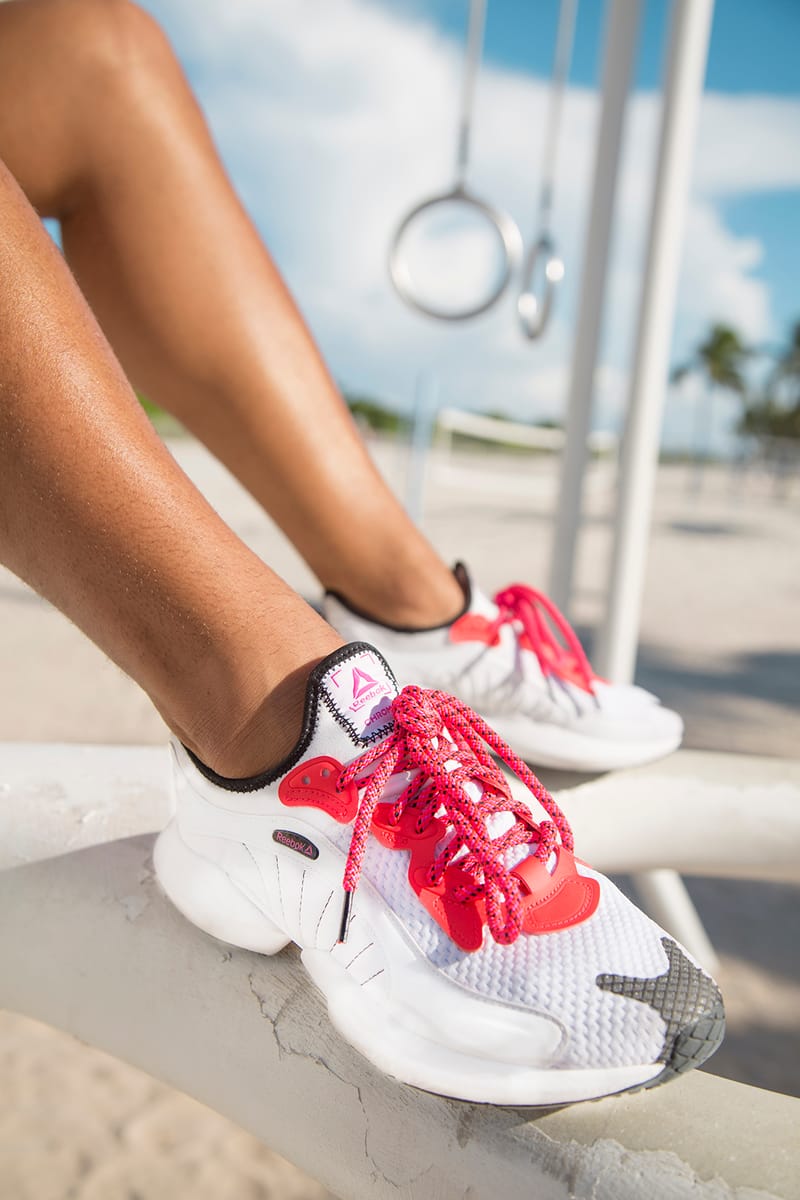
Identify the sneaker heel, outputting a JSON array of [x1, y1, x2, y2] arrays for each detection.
[[154, 821, 290, 956]]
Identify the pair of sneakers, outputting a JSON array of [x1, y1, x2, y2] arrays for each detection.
[[155, 570, 722, 1106]]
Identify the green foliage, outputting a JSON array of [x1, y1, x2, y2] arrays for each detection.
[[485, 409, 563, 432], [738, 321, 800, 442], [670, 319, 800, 445], [767, 319, 800, 405], [344, 393, 409, 434], [136, 391, 184, 436], [671, 323, 750, 395], [137, 391, 162, 417], [739, 399, 800, 440]]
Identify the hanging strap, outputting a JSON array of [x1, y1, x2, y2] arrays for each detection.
[[517, 0, 579, 340], [455, 0, 488, 187], [387, 0, 522, 322], [537, 0, 579, 228]]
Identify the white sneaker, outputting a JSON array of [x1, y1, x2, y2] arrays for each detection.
[[155, 642, 723, 1106], [324, 566, 683, 772]]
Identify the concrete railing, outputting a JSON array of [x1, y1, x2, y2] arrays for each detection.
[[436, 408, 618, 456], [2, 743, 799, 1198]]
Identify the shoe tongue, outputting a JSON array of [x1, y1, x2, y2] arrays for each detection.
[[319, 643, 397, 744]]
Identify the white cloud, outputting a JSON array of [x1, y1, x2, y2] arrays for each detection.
[[144, 0, 797, 444], [694, 93, 800, 197], [678, 203, 768, 338]]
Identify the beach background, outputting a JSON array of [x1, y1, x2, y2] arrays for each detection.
[[1, 433, 798, 1198], [2, 0, 799, 1189]]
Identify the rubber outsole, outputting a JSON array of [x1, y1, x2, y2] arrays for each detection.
[[648, 1002, 727, 1086]]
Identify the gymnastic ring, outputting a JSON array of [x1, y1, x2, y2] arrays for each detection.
[[389, 186, 523, 322], [517, 233, 564, 340]]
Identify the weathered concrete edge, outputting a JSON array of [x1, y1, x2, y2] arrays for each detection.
[[1, 834, 797, 1200]]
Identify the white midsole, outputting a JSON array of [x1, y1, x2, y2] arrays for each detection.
[[303, 947, 661, 1105], [485, 710, 683, 772], [154, 821, 663, 1106]]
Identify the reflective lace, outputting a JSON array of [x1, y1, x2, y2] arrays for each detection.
[[491, 583, 596, 693], [336, 686, 573, 947]]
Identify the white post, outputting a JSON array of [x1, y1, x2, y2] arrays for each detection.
[[405, 369, 439, 525], [598, 0, 715, 682], [548, 0, 641, 615], [595, 0, 716, 970]]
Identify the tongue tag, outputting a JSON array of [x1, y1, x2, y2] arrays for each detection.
[[322, 648, 395, 742]]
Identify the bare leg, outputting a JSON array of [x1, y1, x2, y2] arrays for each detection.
[[0, 0, 463, 630], [0, 154, 341, 778]]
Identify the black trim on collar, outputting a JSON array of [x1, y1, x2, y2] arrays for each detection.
[[185, 641, 396, 793], [325, 562, 471, 633]]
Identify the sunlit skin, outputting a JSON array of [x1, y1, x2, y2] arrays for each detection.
[[0, 0, 463, 624], [0, 0, 464, 774]]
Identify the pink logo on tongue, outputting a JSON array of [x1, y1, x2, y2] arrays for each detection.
[[327, 652, 393, 735], [352, 667, 377, 699]]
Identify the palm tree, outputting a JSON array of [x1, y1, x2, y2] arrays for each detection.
[[671, 323, 749, 487], [739, 320, 800, 445], [766, 319, 800, 411]]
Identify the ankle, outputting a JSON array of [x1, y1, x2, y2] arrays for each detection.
[[172, 630, 343, 778], [200, 660, 315, 777], [328, 559, 465, 631]]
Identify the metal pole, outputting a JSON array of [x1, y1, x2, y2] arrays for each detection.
[[405, 370, 439, 526], [598, 0, 715, 683], [548, 0, 641, 615], [596, 0, 716, 971]]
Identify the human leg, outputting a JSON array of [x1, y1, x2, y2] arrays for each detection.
[[0, 0, 681, 773], [0, 0, 463, 631], [0, 8, 721, 1095], [0, 152, 341, 778]]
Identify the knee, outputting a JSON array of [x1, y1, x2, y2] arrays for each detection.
[[68, 0, 176, 89], [26, 0, 178, 118], [0, 0, 181, 214]]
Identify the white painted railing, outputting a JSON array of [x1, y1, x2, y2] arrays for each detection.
[[1, 743, 799, 1198], [436, 407, 618, 457]]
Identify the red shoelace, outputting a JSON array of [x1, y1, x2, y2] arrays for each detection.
[[336, 686, 573, 947], [491, 583, 596, 692]]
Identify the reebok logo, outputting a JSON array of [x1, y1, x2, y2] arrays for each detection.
[[351, 666, 378, 699], [325, 651, 395, 738], [329, 655, 391, 713], [272, 829, 319, 860]]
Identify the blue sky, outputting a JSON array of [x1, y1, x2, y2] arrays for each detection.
[[383, 0, 800, 96], [142, 0, 800, 453], [361, 0, 800, 352]]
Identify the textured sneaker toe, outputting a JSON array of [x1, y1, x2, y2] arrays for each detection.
[[596, 936, 725, 1083]]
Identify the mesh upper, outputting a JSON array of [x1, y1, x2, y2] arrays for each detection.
[[331, 823, 669, 1069]]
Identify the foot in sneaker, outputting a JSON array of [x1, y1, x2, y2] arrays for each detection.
[[324, 566, 683, 773], [155, 643, 723, 1105]]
